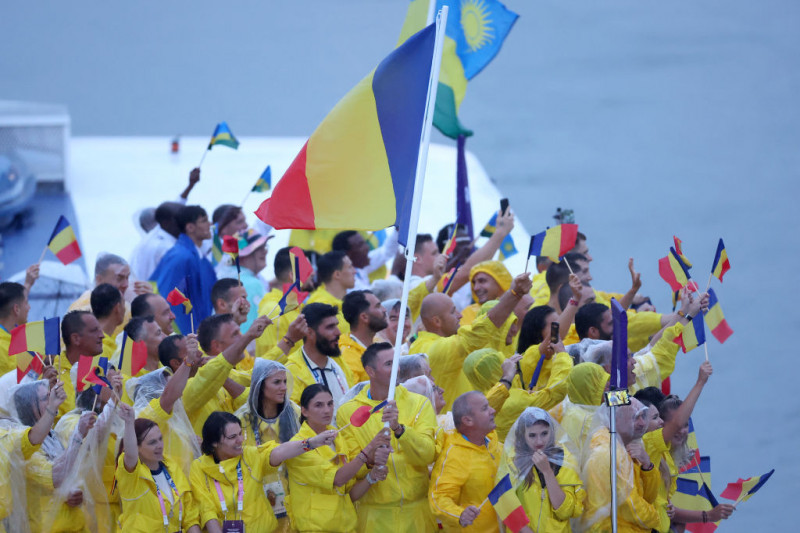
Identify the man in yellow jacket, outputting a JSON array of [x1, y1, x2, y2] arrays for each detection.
[[429, 391, 503, 532], [410, 273, 533, 411], [337, 342, 438, 532], [459, 260, 512, 326], [90, 283, 125, 362], [0, 279, 34, 377], [303, 250, 355, 336], [340, 290, 388, 383], [53, 310, 105, 421]]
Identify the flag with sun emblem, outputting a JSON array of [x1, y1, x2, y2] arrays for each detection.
[[398, 0, 518, 139]]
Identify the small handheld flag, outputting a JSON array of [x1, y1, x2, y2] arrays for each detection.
[[349, 400, 388, 428], [658, 247, 691, 291], [77, 355, 97, 393], [221, 235, 241, 279], [441, 262, 462, 295], [277, 282, 308, 315], [118, 332, 148, 377], [46, 216, 82, 265], [289, 247, 314, 285], [480, 212, 517, 260], [9, 318, 61, 356], [527, 224, 578, 262], [486, 474, 529, 532], [674, 313, 706, 353], [16, 351, 44, 383], [704, 288, 733, 344], [442, 224, 458, 256], [720, 469, 774, 504], [710, 239, 730, 282], [207, 121, 239, 150], [252, 165, 271, 192], [167, 286, 193, 315], [673, 235, 693, 268], [366, 229, 387, 251]]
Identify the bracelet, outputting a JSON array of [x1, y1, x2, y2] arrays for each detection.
[[301, 438, 312, 452], [641, 462, 654, 472], [702, 511, 708, 523], [358, 451, 369, 463], [499, 378, 512, 388], [684, 313, 694, 321], [568, 298, 579, 307], [510, 288, 520, 298], [677, 310, 686, 318], [282, 336, 296, 346], [184, 359, 195, 368], [365, 472, 378, 485], [393, 424, 405, 438]]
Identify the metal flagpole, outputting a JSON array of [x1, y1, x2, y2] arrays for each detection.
[[609, 403, 618, 533], [386, 7, 448, 406]]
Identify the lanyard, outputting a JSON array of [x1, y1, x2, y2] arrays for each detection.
[[303, 352, 336, 390], [152, 464, 182, 529], [528, 353, 546, 390], [214, 461, 244, 517]]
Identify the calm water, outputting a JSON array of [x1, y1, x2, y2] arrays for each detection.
[[4, 1, 799, 529]]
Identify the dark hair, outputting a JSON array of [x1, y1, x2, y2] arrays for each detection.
[[316, 251, 347, 284], [634, 387, 666, 409], [436, 223, 466, 252], [545, 261, 571, 294], [76, 388, 101, 414], [273, 247, 293, 279], [563, 252, 588, 265], [212, 204, 241, 229], [575, 303, 609, 339], [131, 293, 155, 318], [658, 395, 682, 422], [91, 283, 123, 319], [331, 231, 358, 252], [62, 310, 92, 347], [124, 315, 156, 342], [211, 278, 241, 310], [176, 205, 207, 233], [361, 341, 392, 370], [197, 314, 235, 354], [302, 303, 339, 331], [158, 335, 185, 368], [201, 411, 242, 457], [517, 306, 556, 353], [414, 234, 433, 254], [117, 417, 160, 466], [0, 282, 26, 317], [155, 202, 179, 228], [298, 384, 332, 425], [342, 290, 372, 327]]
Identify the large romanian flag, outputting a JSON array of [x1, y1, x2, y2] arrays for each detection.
[[256, 24, 437, 247], [398, 0, 518, 138], [9, 318, 61, 356], [47, 216, 82, 265]]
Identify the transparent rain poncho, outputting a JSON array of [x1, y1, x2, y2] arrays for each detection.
[[578, 398, 650, 532], [557, 363, 610, 448], [497, 407, 579, 491], [235, 359, 300, 445], [0, 414, 33, 532], [400, 375, 437, 413], [125, 368, 201, 466]]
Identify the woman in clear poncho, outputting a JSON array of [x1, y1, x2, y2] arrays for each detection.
[[234, 358, 301, 532], [579, 397, 662, 533], [0, 380, 65, 533], [497, 407, 584, 533], [12, 380, 97, 533], [551, 362, 610, 452]]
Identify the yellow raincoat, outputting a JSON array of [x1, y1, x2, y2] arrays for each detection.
[[68, 290, 131, 339], [642, 429, 677, 533], [519, 345, 572, 406], [256, 288, 303, 359], [336, 385, 437, 532], [182, 354, 248, 435], [0, 427, 39, 531], [459, 261, 512, 327], [409, 314, 501, 411], [116, 454, 199, 532], [303, 285, 349, 336], [515, 457, 585, 533], [551, 363, 609, 447], [26, 447, 87, 533], [582, 429, 661, 533], [190, 442, 281, 532], [0, 326, 13, 376], [284, 349, 354, 405], [285, 422, 358, 532], [630, 322, 684, 394], [52, 354, 76, 422], [429, 430, 503, 532], [338, 334, 368, 384]]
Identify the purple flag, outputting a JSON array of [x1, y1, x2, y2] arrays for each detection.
[[455, 135, 474, 241], [610, 298, 628, 389]]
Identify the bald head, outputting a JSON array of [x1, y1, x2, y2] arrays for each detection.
[[420, 293, 460, 337]]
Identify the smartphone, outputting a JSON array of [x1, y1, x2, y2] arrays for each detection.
[[550, 322, 560, 344], [500, 198, 509, 216]]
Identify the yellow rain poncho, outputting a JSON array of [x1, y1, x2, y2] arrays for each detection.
[[459, 261, 512, 327]]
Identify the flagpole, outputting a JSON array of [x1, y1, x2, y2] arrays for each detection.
[[610, 403, 618, 533], [38, 245, 48, 264], [240, 190, 252, 209], [426, 0, 437, 24], [198, 148, 209, 169], [703, 343, 709, 362], [705, 273, 713, 292], [563, 256, 575, 275], [387, 7, 448, 410]]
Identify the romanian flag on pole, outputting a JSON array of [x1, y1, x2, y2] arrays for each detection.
[[207, 121, 239, 150], [398, 0, 518, 138], [674, 313, 706, 353], [442, 224, 459, 256], [117, 332, 147, 377], [710, 239, 730, 282], [9, 317, 61, 356], [167, 282, 193, 315], [252, 165, 271, 192], [278, 282, 307, 315], [658, 247, 691, 291], [673, 235, 693, 268], [256, 23, 437, 248], [441, 262, 461, 294], [703, 288, 733, 343], [289, 247, 314, 285], [16, 351, 44, 383], [527, 224, 578, 262], [47, 216, 82, 265], [487, 474, 529, 532], [720, 469, 774, 503]]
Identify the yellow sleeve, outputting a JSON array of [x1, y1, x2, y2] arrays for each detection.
[[189, 462, 219, 528], [26, 450, 54, 488], [407, 281, 430, 323], [627, 311, 663, 353], [255, 441, 281, 477], [552, 466, 585, 521], [485, 382, 510, 413], [650, 322, 684, 382], [619, 466, 662, 530], [20, 428, 42, 460], [429, 446, 469, 528], [139, 397, 172, 430], [534, 352, 572, 410], [285, 438, 339, 492], [394, 397, 436, 466], [261, 345, 289, 363], [173, 464, 201, 530], [182, 355, 234, 416]]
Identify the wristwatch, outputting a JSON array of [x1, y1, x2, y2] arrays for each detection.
[[393, 424, 406, 438]]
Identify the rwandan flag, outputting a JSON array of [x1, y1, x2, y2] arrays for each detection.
[[47, 216, 82, 265], [659, 247, 691, 292], [720, 469, 774, 504], [207, 121, 239, 150], [527, 224, 578, 263], [398, 0, 518, 138], [256, 24, 437, 248], [487, 474, 529, 532], [252, 165, 271, 192], [480, 212, 517, 260], [704, 288, 733, 343], [9, 318, 61, 356], [674, 313, 706, 353], [710, 239, 730, 282], [366, 229, 387, 251]]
